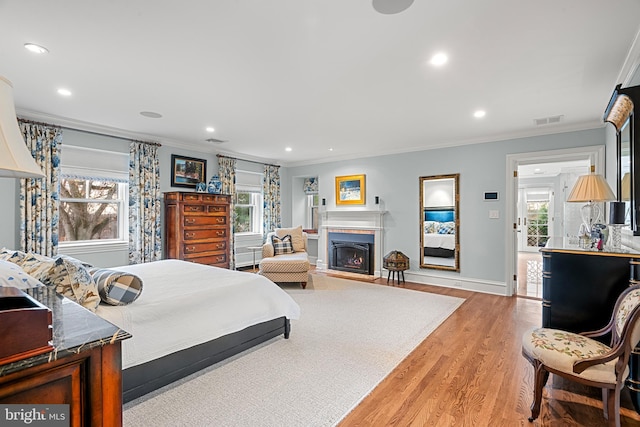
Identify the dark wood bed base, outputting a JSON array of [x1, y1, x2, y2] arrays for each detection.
[[424, 247, 455, 258], [122, 316, 290, 403]]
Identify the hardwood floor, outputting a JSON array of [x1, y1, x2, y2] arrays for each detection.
[[332, 276, 640, 427]]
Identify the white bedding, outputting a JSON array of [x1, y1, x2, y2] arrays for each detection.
[[423, 233, 455, 250], [96, 259, 301, 369]]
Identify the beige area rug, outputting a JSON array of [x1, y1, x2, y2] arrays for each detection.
[[123, 274, 465, 427]]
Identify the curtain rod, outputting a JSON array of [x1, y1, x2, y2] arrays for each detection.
[[18, 117, 62, 129], [18, 117, 161, 147], [217, 154, 279, 168]]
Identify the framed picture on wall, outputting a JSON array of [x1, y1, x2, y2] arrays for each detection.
[[335, 174, 366, 205], [171, 154, 207, 188]]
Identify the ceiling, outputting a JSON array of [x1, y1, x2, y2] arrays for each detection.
[[1, 1, 640, 167]]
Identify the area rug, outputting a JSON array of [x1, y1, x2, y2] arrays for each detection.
[[123, 274, 465, 426]]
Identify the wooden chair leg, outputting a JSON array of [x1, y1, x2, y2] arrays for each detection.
[[604, 386, 621, 427], [529, 360, 549, 422], [300, 282, 307, 289]]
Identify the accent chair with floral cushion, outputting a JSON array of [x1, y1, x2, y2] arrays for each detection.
[[522, 284, 640, 426], [258, 226, 310, 289]]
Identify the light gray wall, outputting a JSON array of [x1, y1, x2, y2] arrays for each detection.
[[285, 128, 606, 284]]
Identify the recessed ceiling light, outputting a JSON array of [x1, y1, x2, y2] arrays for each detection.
[[285, 147, 292, 152], [206, 127, 215, 133], [140, 111, 163, 118], [473, 110, 486, 118], [24, 43, 48, 54], [328, 148, 334, 151], [429, 52, 448, 67], [57, 88, 72, 97], [372, 0, 415, 14]]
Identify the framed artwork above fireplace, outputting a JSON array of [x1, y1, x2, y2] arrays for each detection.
[[335, 174, 365, 205]]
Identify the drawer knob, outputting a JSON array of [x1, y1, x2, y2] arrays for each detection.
[[186, 232, 196, 238], [186, 219, 196, 224], [186, 246, 196, 252], [217, 231, 224, 236]]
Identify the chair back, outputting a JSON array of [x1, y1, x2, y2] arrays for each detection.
[[614, 285, 640, 350]]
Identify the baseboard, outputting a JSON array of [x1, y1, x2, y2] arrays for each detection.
[[403, 271, 507, 296]]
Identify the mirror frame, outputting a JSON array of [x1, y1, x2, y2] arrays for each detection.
[[419, 173, 460, 271], [606, 84, 640, 235]]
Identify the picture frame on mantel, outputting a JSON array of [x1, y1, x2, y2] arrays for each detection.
[[171, 154, 207, 188], [335, 174, 366, 205]]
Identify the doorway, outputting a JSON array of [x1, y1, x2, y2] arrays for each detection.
[[506, 147, 604, 297]]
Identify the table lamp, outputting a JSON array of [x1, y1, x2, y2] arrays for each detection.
[[567, 171, 616, 246]]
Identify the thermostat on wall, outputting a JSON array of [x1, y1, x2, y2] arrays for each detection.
[[484, 191, 499, 201]]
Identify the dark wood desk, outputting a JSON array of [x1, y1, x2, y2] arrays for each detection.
[[541, 245, 640, 412], [0, 287, 131, 426]]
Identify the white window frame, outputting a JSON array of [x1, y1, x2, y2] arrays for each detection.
[[58, 145, 129, 252], [306, 194, 319, 230], [234, 189, 263, 236]]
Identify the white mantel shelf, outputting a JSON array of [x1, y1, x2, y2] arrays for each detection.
[[317, 210, 387, 277]]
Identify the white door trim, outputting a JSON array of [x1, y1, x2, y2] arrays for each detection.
[[505, 146, 606, 296]]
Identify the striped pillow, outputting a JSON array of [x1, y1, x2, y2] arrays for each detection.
[[272, 234, 294, 255], [89, 268, 143, 306]]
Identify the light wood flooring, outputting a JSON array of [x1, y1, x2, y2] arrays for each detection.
[[323, 273, 640, 427]]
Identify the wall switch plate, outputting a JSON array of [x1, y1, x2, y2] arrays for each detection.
[[489, 210, 499, 219]]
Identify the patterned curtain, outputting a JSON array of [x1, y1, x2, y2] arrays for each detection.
[[218, 156, 236, 269], [19, 121, 62, 256], [129, 141, 162, 264], [263, 164, 281, 237]]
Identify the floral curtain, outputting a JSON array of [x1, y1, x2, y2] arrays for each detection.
[[19, 121, 62, 256], [129, 141, 162, 264], [218, 156, 236, 269], [263, 164, 281, 237]]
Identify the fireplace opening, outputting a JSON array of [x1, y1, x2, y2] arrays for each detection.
[[330, 241, 374, 275]]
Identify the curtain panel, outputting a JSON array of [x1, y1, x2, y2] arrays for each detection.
[[263, 164, 281, 238], [128, 141, 162, 264], [218, 156, 236, 269], [19, 121, 62, 256]]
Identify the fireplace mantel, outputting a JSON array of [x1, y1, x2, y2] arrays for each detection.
[[317, 210, 386, 277]]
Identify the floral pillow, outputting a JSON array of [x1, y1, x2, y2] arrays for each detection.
[[272, 234, 294, 255], [0, 260, 44, 289], [424, 221, 439, 234], [0, 248, 28, 264], [18, 253, 100, 312]]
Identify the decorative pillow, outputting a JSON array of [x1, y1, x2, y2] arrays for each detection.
[[0, 248, 28, 264], [89, 268, 143, 306], [275, 226, 305, 252], [0, 260, 45, 289], [18, 253, 100, 312], [438, 221, 455, 234], [424, 221, 438, 234], [272, 234, 294, 255]]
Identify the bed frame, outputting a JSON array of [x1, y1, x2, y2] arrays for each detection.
[[122, 316, 291, 402], [424, 246, 455, 258]]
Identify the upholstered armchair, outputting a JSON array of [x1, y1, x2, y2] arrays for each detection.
[[522, 284, 640, 427], [258, 226, 310, 289]]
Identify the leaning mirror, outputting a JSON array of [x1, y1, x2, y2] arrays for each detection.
[[419, 174, 460, 271]]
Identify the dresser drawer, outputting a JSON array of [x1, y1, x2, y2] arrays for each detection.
[[183, 229, 228, 240], [182, 205, 227, 215], [183, 216, 227, 227], [183, 241, 227, 254], [185, 253, 228, 266]]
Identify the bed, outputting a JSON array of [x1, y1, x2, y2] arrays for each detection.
[[94, 259, 300, 402], [423, 209, 456, 258]]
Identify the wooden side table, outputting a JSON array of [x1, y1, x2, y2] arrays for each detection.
[[383, 251, 410, 286], [386, 267, 407, 285]]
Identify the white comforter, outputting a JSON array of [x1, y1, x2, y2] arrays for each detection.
[[96, 259, 301, 369], [423, 233, 455, 250]]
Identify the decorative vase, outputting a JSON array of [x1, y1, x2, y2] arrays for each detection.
[[207, 175, 223, 194], [195, 182, 207, 193]]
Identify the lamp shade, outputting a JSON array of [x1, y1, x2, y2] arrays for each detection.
[[622, 172, 631, 201], [567, 173, 616, 202], [0, 76, 44, 178], [610, 201, 626, 225], [604, 93, 634, 131]]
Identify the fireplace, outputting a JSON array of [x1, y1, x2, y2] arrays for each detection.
[[328, 232, 374, 275]]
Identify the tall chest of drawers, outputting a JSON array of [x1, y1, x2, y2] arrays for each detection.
[[164, 192, 231, 268]]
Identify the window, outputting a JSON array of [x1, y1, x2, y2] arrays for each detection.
[[59, 179, 128, 243], [234, 190, 263, 233], [58, 145, 129, 247], [234, 170, 264, 235]]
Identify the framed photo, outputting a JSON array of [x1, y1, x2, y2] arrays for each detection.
[[171, 154, 207, 188], [335, 174, 366, 205]]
